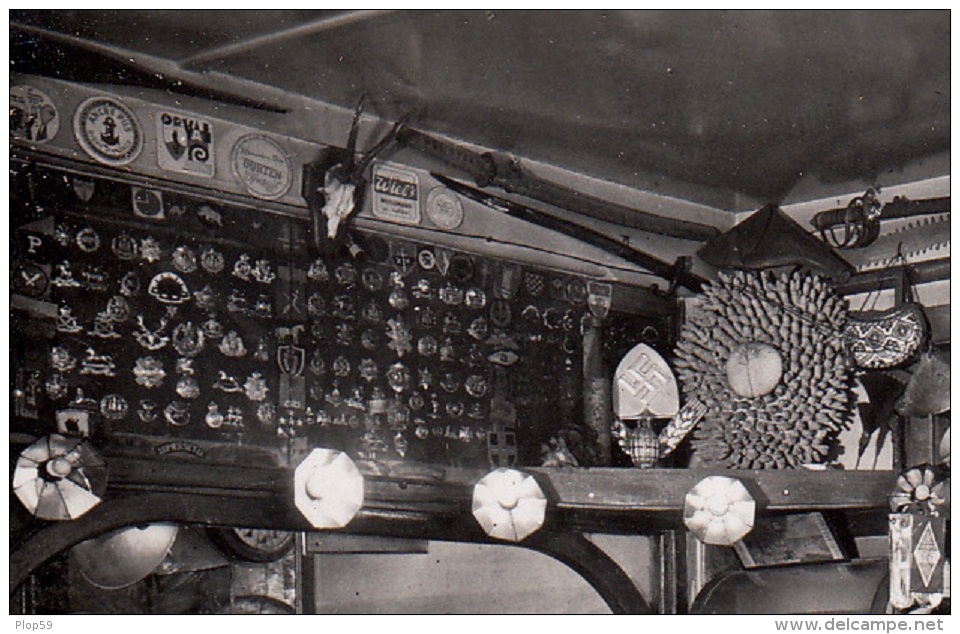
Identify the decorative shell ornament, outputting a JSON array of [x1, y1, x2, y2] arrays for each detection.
[[674, 270, 853, 468], [683, 475, 756, 546]]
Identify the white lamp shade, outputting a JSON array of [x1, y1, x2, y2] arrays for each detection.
[[684, 475, 756, 546], [472, 468, 547, 542], [294, 448, 364, 528], [13, 434, 107, 521]]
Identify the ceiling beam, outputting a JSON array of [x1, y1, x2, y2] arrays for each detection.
[[178, 10, 395, 69]]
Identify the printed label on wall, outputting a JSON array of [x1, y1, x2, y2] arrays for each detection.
[[157, 111, 215, 178], [371, 163, 421, 225], [73, 96, 143, 166], [10, 85, 60, 144], [231, 134, 293, 200]]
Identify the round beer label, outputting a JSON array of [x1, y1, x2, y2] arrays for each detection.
[[10, 85, 60, 144], [73, 96, 143, 165], [425, 186, 464, 230], [231, 134, 293, 200]]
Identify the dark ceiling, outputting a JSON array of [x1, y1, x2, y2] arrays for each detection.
[[9, 10, 951, 211]]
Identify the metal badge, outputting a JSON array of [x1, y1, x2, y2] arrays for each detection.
[[467, 402, 486, 420], [55, 306, 83, 333], [489, 299, 512, 328], [105, 295, 131, 322], [252, 294, 273, 318], [140, 237, 163, 263], [73, 96, 143, 166], [440, 371, 461, 393], [224, 406, 244, 427], [359, 358, 379, 383], [120, 271, 141, 297], [50, 346, 77, 373], [439, 282, 464, 306], [442, 313, 462, 335], [390, 241, 416, 277], [252, 259, 276, 285], [408, 392, 425, 411], [494, 262, 521, 299], [81, 266, 108, 292], [213, 371, 242, 393], [54, 224, 73, 246], [164, 400, 190, 427], [361, 299, 384, 324], [172, 245, 198, 273], [175, 376, 200, 400], [50, 262, 81, 288], [445, 401, 464, 418], [199, 246, 225, 274], [587, 281, 613, 319], [418, 368, 435, 391], [418, 248, 437, 270], [332, 294, 356, 321], [88, 312, 121, 339], [386, 362, 412, 394], [253, 337, 271, 362], [244, 372, 269, 402], [205, 402, 225, 429], [388, 288, 410, 311], [488, 350, 520, 367], [307, 293, 326, 318], [386, 316, 413, 358], [412, 278, 433, 300], [465, 288, 487, 310], [232, 254, 253, 281], [137, 400, 159, 422], [439, 338, 456, 362], [172, 322, 205, 357], [176, 358, 195, 375], [196, 204, 223, 227], [111, 233, 139, 260], [417, 335, 438, 357], [360, 329, 380, 350], [333, 356, 351, 377], [465, 375, 489, 398], [307, 258, 329, 282], [308, 352, 326, 376], [133, 315, 169, 350], [335, 322, 355, 346], [335, 262, 358, 287], [362, 268, 384, 292], [134, 356, 166, 388], [467, 316, 489, 341], [416, 305, 436, 328], [202, 317, 224, 339], [257, 402, 276, 425], [45, 373, 69, 401], [148, 272, 190, 304], [219, 331, 247, 357], [226, 288, 248, 313]]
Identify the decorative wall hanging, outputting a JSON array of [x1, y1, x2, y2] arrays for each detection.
[[231, 134, 292, 200], [10, 84, 60, 144], [674, 270, 853, 468], [843, 304, 928, 370], [812, 189, 882, 249]]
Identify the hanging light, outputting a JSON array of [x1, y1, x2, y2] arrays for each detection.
[[294, 448, 364, 529], [472, 468, 547, 542], [71, 524, 178, 589], [683, 475, 755, 546], [13, 434, 107, 520]]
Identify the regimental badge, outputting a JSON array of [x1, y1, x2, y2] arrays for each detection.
[[133, 356, 166, 388], [251, 259, 276, 284], [132, 187, 165, 219], [197, 205, 223, 228], [465, 288, 487, 310], [307, 258, 329, 282], [202, 317, 224, 340], [55, 306, 83, 333], [307, 293, 326, 318], [205, 402, 225, 429], [467, 317, 489, 341], [51, 262, 81, 288], [163, 400, 190, 427], [50, 346, 77, 373], [194, 285, 217, 312], [111, 233, 139, 260], [140, 237, 163, 263], [88, 311, 122, 338], [76, 227, 101, 252], [417, 335, 438, 357], [219, 331, 247, 357], [244, 372, 269, 402], [157, 110, 215, 178], [45, 373, 69, 401], [418, 248, 437, 271], [359, 358, 379, 383], [439, 282, 464, 306], [171, 245, 198, 273], [586, 281, 613, 319], [333, 356, 352, 377], [81, 266, 108, 292], [13, 263, 49, 298], [361, 268, 385, 292], [278, 341, 306, 377], [386, 316, 413, 358], [390, 241, 417, 277], [172, 322, 205, 357], [10, 85, 60, 144], [231, 134, 292, 200], [257, 402, 276, 426], [213, 371, 242, 393], [137, 400, 159, 423], [175, 376, 201, 400], [233, 254, 253, 281], [133, 315, 170, 350], [335, 262, 358, 287], [388, 288, 410, 311], [120, 271, 141, 297], [489, 299, 512, 328], [386, 362, 412, 395], [148, 272, 191, 304], [200, 246, 225, 274], [73, 96, 143, 165]]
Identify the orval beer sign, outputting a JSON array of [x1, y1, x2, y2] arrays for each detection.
[[157, 111, 215, 178]]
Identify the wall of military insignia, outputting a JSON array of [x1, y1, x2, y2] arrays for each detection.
[[11, 165, 642, 469]]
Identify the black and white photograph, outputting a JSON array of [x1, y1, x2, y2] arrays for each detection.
[[7, 9, 951, 620]]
